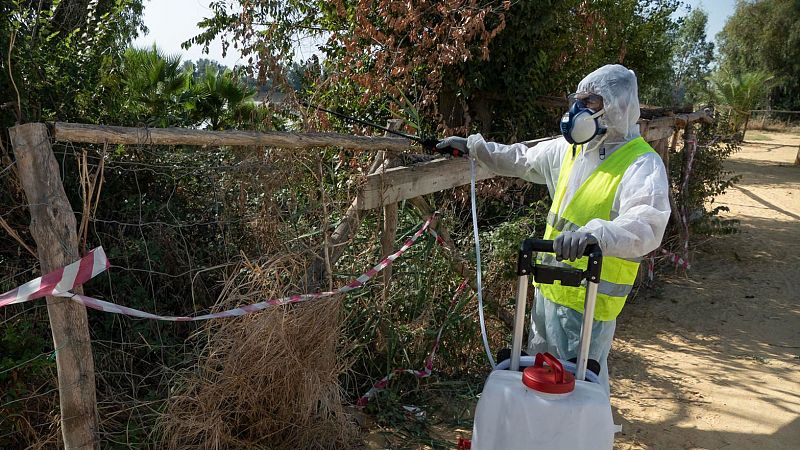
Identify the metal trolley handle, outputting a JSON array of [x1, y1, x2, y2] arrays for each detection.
[[509, 239, 602, 381]]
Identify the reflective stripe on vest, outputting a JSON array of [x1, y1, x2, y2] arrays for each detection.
[[539, 254, 636, 297], [535, 137, 655, 321]]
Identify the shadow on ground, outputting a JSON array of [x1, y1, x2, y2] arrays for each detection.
[[611, 140, 800, 449]]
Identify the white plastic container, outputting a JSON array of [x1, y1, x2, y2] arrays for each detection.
[[468, 239, 615, 449], [472, 367, 615, 450]]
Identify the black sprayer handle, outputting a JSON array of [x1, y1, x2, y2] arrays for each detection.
[[517, 238, 602, 284], [512, 238, 603, 379], [421, 137, 442, 152]]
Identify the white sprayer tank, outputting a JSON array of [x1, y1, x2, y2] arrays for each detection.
[[472, 354, 615, 450]]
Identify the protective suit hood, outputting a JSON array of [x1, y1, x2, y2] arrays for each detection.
[[576, 64, 641, 144]]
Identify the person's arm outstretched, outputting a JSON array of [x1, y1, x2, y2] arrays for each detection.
[[466, 133, 564, 190]]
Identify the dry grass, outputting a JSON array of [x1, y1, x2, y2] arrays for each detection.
[[158, 256, 357, 450], [155, 148, 373, 449], [747, 117, 800, 133]]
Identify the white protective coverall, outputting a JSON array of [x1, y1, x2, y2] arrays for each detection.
[[467, 64, 671, 393]]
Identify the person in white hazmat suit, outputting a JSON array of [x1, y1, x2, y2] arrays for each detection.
[[436, 64, 670, 393]]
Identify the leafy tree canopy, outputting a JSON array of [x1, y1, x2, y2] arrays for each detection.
[[452, 0, 682, 140], [121, 47, 267, 130], [669, 7, 714, 106], [189, 0, 682, 142], [717, 0, 800, 110], [709, 69, 774, 131], [0, 0, 146, 126]]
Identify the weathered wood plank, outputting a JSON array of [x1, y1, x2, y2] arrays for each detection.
[[358, 137, 557, 211], [676, 110, 713, 127], [643, 125, 678, 142], [52, 122, 412, 151], [354, 108, 713, 211], [642, 110, 713, 132], [356, 157, 496, 210], [10, 123, 98, 450], [650, 138, 670, 162]]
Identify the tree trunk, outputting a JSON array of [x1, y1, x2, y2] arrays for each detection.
[[304, 144, 394, 291], [10, 123, 98, 450], [741, 112, 751, 141]]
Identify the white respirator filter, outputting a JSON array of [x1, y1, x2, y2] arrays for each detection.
[[560, 104, 606, 145]]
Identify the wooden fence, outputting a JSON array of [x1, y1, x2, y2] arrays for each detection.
[[9, 109, 711, 447]]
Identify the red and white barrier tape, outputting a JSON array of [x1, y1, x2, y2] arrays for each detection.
[[427, 228, 446, 246], [1, 217, 435, 321], [647, 254, 655, 281], [677, 138, 697, 261], [356, 278, 469, 408], [661, 248, 691, 270], [0, 247, 109, 308]]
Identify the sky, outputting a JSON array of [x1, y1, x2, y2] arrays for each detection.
[[133, 0, 740, 68], [131, 0, 321, 66], [132, 0, 242, 66], [679, 0, 738, 39]]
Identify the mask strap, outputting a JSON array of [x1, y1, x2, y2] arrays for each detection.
[[591, 109, 608, 139], [590, 108, 605, 119], [588, 134, 608, 158]]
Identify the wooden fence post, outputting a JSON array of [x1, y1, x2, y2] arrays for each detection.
[[380, 120, 403, 300], [675, 124, 696, 266], [10, 123, 98, 449]]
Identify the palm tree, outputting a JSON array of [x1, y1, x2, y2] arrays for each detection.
[[121, 47, 268, 130], [122, 46, 192, 127], [708, 70, 774, 136], [186, 66, 257, 130]]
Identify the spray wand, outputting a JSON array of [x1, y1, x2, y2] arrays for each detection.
[[300, 101, 441, 151]]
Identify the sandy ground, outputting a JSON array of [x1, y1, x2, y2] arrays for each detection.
[[612, 130, 800, 449]]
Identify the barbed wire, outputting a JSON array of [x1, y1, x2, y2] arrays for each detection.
[[0, 161, 15, 177], [0, 135, 506, 447], [2, 136, 378, 445]]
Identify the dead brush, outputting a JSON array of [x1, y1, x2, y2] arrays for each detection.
[[158, 254, 357, 449]]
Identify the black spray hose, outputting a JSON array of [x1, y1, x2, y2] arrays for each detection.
[[299, 101, 440, 151]]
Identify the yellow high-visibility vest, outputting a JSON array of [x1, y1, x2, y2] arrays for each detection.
[[535, 137, 655, 321]]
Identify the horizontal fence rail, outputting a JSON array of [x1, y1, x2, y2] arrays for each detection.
[[52, 122, 413, 151]]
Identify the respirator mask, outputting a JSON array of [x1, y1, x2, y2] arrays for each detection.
[[559, 93, 607, 145]]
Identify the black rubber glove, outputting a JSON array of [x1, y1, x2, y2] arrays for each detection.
[[435, 136, 469, 157], [553, 231, 598, 262]]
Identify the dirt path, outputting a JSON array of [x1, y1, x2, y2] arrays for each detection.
[[612, 131, 800, 449]]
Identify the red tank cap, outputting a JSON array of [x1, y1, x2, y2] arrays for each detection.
[[522, 352, 575, 394]]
